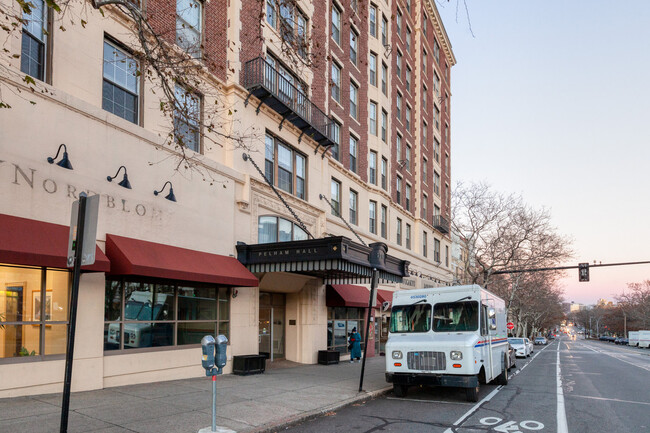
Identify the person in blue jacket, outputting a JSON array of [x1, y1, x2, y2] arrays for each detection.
[[349, 327, 362, 362]]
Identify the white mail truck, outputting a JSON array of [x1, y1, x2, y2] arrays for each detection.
[[385, 285, 509, 402]]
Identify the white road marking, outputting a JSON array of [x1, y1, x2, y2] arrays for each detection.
[[385, 396, 472, 405], [568, 394, 650, 406], [494, 420, 520, 432], [556, 342, 569, 433], [519, 420, 544, 430], [480, 416, 503, 425], [581, 342, 650, 372]]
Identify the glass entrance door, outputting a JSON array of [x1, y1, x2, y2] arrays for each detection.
[[259, 293, 285, 361]]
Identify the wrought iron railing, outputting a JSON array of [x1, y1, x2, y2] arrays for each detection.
[[242, 57, 334, 143], [432, 215, 450, 234]]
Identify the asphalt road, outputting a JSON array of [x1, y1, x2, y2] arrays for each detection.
[[281, 337, 650, 433]]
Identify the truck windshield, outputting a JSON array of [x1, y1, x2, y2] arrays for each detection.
[[432, 301, 479, 332], [390, 304, 432, 333]]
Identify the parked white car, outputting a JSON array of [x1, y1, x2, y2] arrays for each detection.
[[508, 338, 529, 358], [525, 338, 534, 355]]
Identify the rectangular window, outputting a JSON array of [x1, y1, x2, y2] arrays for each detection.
[[381, 205, 387, 238], [327, 307, 366, 353], [445, 152, 450, 174], [176, 0, 203, 56], [405, 0, 411, 13], [434, 137, 440, 162], [406, 27, 411, 53], [405, 105, 411, 131], [349, 189, 358, 225], [381, 62, 388, 95], [381, 157, 387, 190], [422, 157, 428, 184], [369, 5, 377, 38], [381, 14, 388, 46], [396, 93, 402, 120], [422, 50, 427, 76], [105, 280, 230, 350], [422, 194, 428, 220], [446, 245, 450, 267], [369, 151, 377, 185], [405, 183, 411, 212], [266, 133, 307, 199], [21, 0, 47, 81], [405, 66, 411, 92], [434, 70, 440, 96], [422, 122, 428, 148], [349, 135, 358, 173], [396, 52, 402, 79], [396, 10, 402, 36], [369, 53, 377, 86], [369, 102, 377, 135], [423, 231, 428, 257], [103, 40, 139, 124], [0, 265, 70, 359], [396, 218, 402, 245], [266, 0, 277, 28], [405, 144, 411, 171], [369, 201, 377, 234], [331, 120, 341, 160], [434, 105, 440, 130], [174, 85, 201, 153], [434, 38, 440, 63], [434, 238, 441, 263], [395, 134, 402, 160], [406, 223, 411, 249], [434, 204, 440, 216], [332, 4, 342, 45], [331, 62, 341, 102], [396, 176, 402, 205], [434, 170, 441, 196], [422, 12, 428, 36], [350, 29, 358, 65], [331, 178, 341, 215], [350, 82, 358, 120], [422, 85, 427, 111], [446, 183, 450, 208], [381, 109, 388, 142]]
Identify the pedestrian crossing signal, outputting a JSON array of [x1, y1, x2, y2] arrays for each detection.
[[578, 263, 589, 282]]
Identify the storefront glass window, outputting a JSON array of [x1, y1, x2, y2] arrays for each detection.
[[104, 279, 230, 351], [0, 264, 70, 360], [327, 307, 365, 353]]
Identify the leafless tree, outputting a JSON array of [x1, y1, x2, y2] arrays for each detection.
[[616, 280, 650, 329]]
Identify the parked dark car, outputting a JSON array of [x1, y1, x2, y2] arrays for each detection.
[[507, 344, 517, 370]]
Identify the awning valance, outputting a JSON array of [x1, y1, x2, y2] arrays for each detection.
[[326, 284, 380, 308], [0, 213, 109, 272], [236, 236, 409, 284], [106, 234, 258, 287]]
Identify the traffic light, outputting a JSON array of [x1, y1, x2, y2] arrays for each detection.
[[578, 263, 589, 282]]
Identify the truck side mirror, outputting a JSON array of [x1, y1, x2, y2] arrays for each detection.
[[488, 308, 497, 331]]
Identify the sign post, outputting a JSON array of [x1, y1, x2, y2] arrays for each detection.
[[359, 268, 379, 392], [60, 193, 99, 433]]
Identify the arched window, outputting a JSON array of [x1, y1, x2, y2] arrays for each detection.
[[258, 216, 308, 243]]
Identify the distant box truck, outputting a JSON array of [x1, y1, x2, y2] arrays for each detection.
[[639, 330, 650, 349], [385, 285, 509, 402], [628, 331, 639, 347]]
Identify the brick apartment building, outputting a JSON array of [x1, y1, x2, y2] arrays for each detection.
[[0, 0, 455, 396]]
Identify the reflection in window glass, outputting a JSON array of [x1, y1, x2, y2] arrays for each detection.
[[433, 301, 479, 332], [279, 218, 292, 242], [326, 307, 365, 353], [257, 216, 309, 243], [259, 216, 278, 244]]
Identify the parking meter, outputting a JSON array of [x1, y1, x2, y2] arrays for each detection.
[[201, 335, 216, 375], [215, 335, 228, 371]]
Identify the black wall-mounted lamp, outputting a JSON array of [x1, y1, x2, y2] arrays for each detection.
[[154, 181, 176, 202], [47, 144, 73, 170], [106, 165, 132, 189]]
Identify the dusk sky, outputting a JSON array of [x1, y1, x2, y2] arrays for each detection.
[[436, 1, 650, 305]]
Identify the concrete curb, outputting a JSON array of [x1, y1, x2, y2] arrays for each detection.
[[249, 386, 393, 433]]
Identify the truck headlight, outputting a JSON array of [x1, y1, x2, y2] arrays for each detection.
[[392, 350, 403, 359], [450, 351, 463, 360]]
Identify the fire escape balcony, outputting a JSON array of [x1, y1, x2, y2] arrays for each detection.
[[242, 57, 335, 154], [432, 215, 450, 234]]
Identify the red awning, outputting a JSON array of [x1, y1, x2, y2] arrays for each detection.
[[376, 289, 395, 307], [106, 234, 258, 287], [326, 284, 380, 308], [0, 213, 109, 272]]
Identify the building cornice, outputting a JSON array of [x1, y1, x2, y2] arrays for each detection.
[[423, 0, 457, 67]]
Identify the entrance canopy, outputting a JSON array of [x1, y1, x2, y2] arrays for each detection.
[[106, 234, 258, 287], [236, 236, 409, 284], [0, 213, 109, 271]]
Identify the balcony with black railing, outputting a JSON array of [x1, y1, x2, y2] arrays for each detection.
[[242, 57, 335, 153], [432, 215, 450, 234]]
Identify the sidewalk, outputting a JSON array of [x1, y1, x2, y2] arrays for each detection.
[[0, 356, 391, 433]]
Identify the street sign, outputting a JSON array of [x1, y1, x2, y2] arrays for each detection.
[[578, 262, 590, 282], [67, 194, 100, 267], [507, 322, 515, 330]]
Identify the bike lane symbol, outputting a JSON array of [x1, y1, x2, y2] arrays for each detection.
[[479, 417, 545, 432]]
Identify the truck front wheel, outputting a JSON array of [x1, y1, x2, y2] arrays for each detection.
[[466, 382, 480, 402], [393, 384, 408, 398]]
